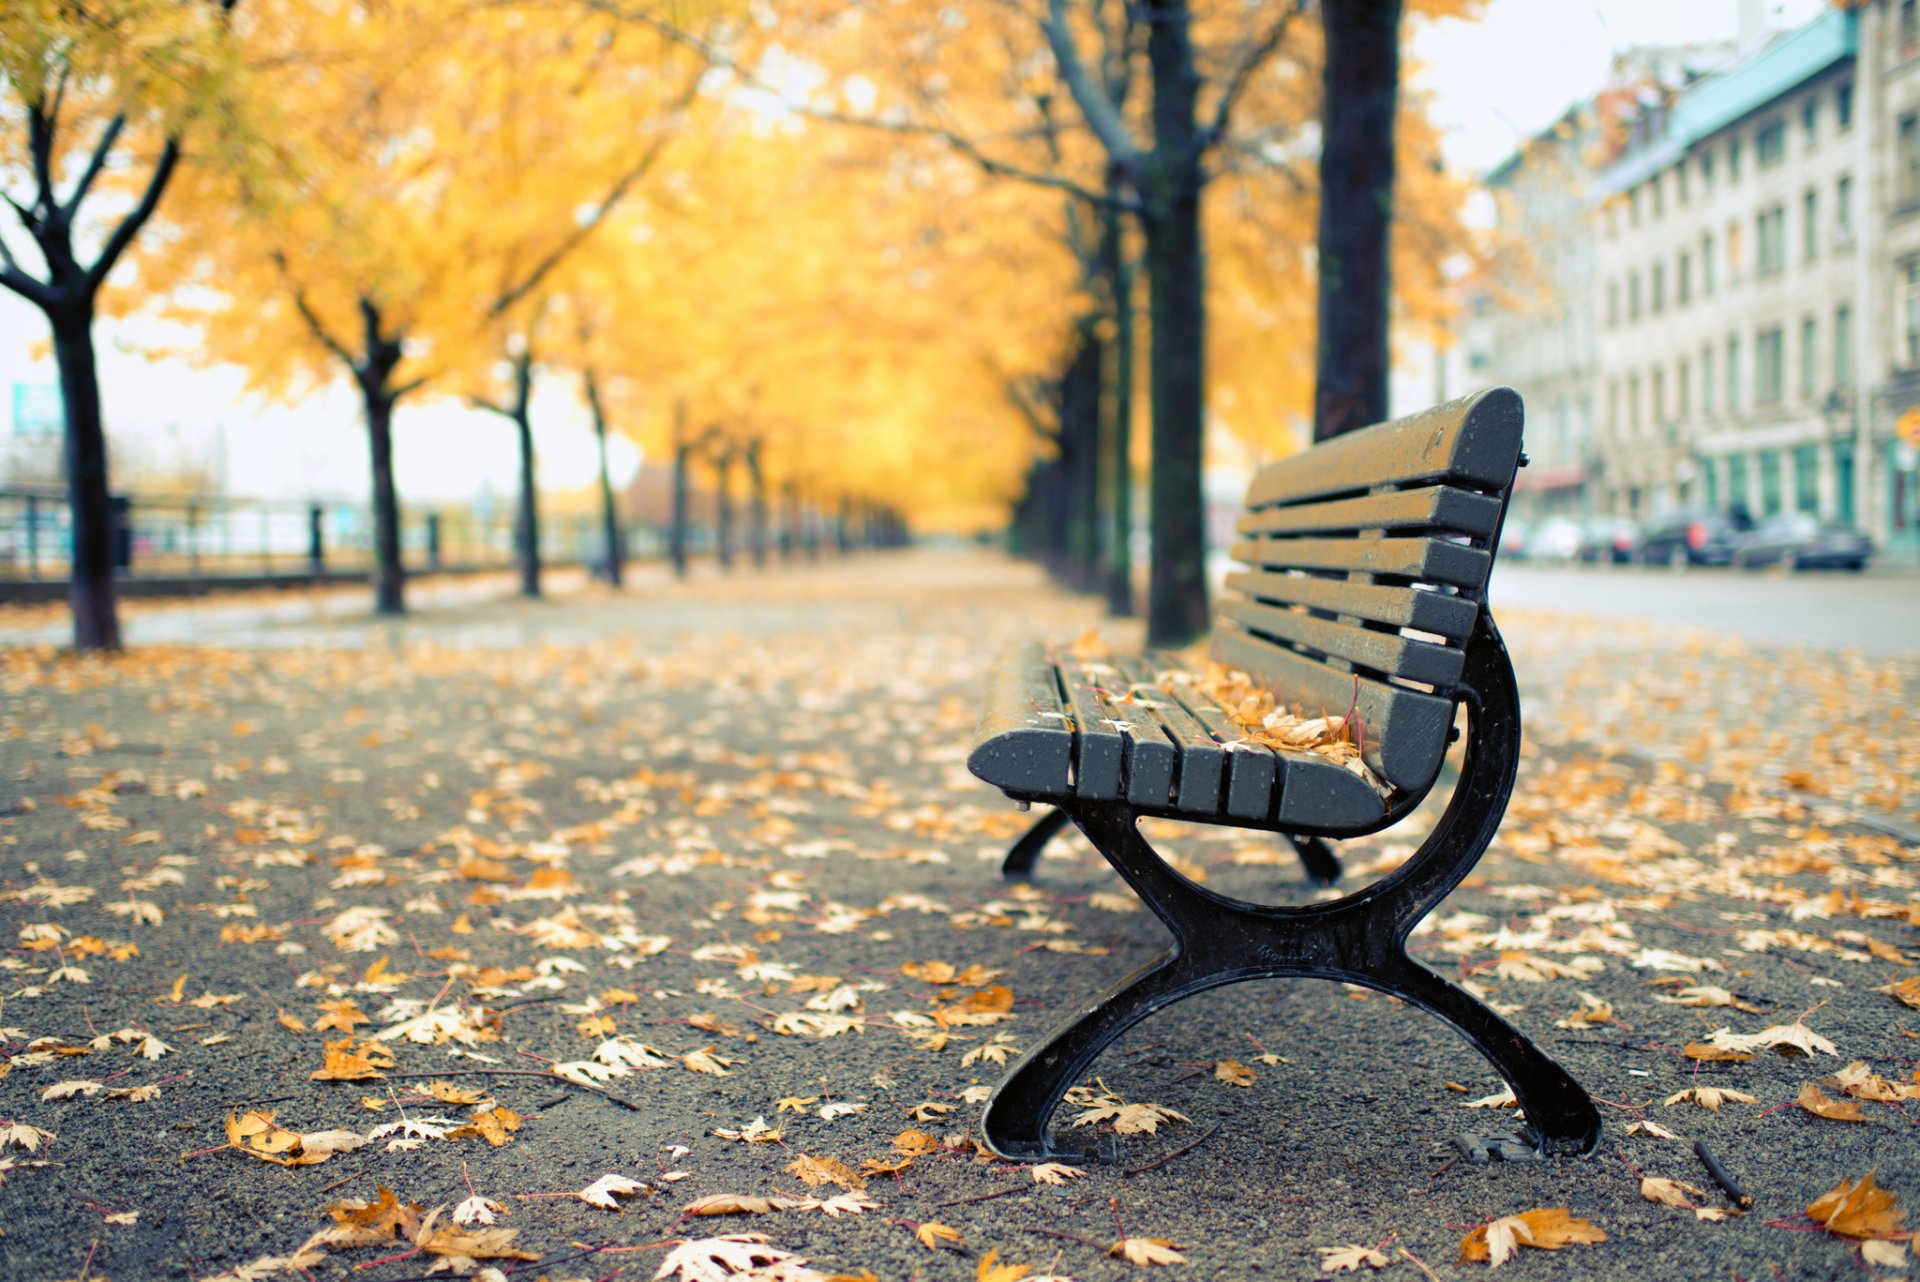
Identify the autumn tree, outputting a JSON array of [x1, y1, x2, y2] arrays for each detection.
[[148, 0, 706, 613], [0, 0, 240, 650]]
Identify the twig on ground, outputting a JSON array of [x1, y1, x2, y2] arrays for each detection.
[[1122, 1123, 1219, 1177], [935, 1185, 1028, 1208], [378, 1068, 642, 1111], [1399, 1246, 1444, 1281], [1694, 1139, 1754, 1209]]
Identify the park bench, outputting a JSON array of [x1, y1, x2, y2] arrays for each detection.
[[967, 387, 1600, 1163]]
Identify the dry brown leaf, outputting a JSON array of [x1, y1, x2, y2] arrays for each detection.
[[1623, 1120, 1685, 1140], [1799, 1082, 1871, 1123], [682, 1193, 786, 1217], [976, 1249, 1032, 1282], [1031, 1161, 1085, 1185], [1663, 1087, 1760, 1112], [1460, 1208, 1605, 1267], [309, 1037, 394, 1082], [1108, 1237, 1186, 1266], [447, 1106, 521, 1146], [892, 1129, 941, 1155], [1640, 1177, 1705, 1209], [1213, 1058, 1256, 1087], [915, 1221, 964, 1251], [1808, 1173, 1909, 1240], [324, 1185, 423, 1241], [1682, 1042, 1755, 1063], [577, 1173, 648, 1209], [785, 1153, 866, 1191]]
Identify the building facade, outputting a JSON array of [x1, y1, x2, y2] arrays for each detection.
[[1594, 3, 1920, 557], [1472, 3, 1920, 559]]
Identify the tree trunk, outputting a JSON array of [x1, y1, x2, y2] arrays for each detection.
[[1104, 200, 1137, 618], [1060, 327, 1104, 591], [51, 305, 121, 651], [744, 442, 768, 568], [713, 446, 734, 571], [670, 443, 690, 579], [1142, 0, 1210, 647], [361, 379, 406, 616], [513, 409, 541, 598], [1314, 0, 1402, 441], [583, 368, 624, 588]]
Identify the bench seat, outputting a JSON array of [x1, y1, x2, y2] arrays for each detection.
[[968, 641, 1391, 834]]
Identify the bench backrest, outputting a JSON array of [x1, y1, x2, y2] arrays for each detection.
[[1211, 387, 1525, 797]]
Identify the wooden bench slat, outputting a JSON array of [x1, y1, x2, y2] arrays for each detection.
[[1212, 625, 1456, 795], [1236, 485, 1504, 539], [1154, 676, 1279, 822], [1111, 654, 1226, 814], [1059, 660, 1125, 801], [1217, 599, 1467, 687], [1243, 387, 1523, 510], [1064, 658, 1179, 808], [1223, 571, 1480, 642], [967, 643, 1075, 796], [1229, 536, 1493, 591]]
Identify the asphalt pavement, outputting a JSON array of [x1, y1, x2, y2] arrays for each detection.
[[0, 550, 1915, 1282]]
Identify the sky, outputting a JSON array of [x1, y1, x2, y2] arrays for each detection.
[[0, 0, 1837, 507]]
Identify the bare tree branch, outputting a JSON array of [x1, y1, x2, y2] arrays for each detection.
[[1196, 2, 1301, 156], [1041, 0, 1144, 174], [64, 113, 127, 218], [86, 137, 181, 291], [271, 250, 358, 372]]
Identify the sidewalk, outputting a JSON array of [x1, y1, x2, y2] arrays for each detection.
[[0, 550, 1915, 1281]]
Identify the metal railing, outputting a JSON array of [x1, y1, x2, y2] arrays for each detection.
[[0, 486, 660, 592]]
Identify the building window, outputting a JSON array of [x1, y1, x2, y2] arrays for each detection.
[[1652, 367, 1666, 425], [1703, 232, 1716, 294], [1727, 454, 1749, 512], [1678, 250, 1692, 305], [1652, 173, 1665, 218], [1677, 163, 1689, 205], [1729, 136, 1741, 181], [1607, 378, 1620, 434], [1756, 206, 1785, 277], [1904, 0, 1919, 56], [1803, 97, 1818, 144], [1701, 149, 1715, 190], [1793, 443, 1821, 513], [1703, 345, 1716, 414], [1800, 315, 1818, 401], [1628, 373, 1642, 433], [1835, 305, 1853, 387], [1906, 261, 1920, 366], [1652, 261, 1666, 313], [1838, 81, 1854, 131], [1606, 280, 1619, 328], [1759, 452, 1783, 516], [1704, 458, 1721, 508], [1900, 114, 1920, 208], [1727, 337, 1741, 411], [1756, 118, 1786, 168], [1727, 220, 1743, 280], [1837, 174, 1854, 244], [1803, 189, 1818, 260], [1629, 271, 1642, 321], [1756, 327, 1785, 406], [1679, 357, 1692, 417], [1630, 185, 1642, 228]]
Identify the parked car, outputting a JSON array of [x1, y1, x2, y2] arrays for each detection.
[[1731, 513, 1872, 571], [1523, 516, 1583, 562], [1574, 517, 1640, 564], [1636, 508, 1754, 567]]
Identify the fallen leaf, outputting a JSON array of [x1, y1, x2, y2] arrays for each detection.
[[1640, 1177, 1705, 1209], [916, 1221, 963, 1251], [1808, 1172, 1907, 1240], [1663, 1087, 1760, 1112], [1031, 1161, 1085, 1185], [578, 1173, 649, 1209], [654, 1234, 814, 1282], [1799, 1082, 1871, 1123], [1460, 1208, 1605, 1267], [786, 1154, 866, 1191], [1319, 1243, 1391, 1272], [1213, 1058, 1255, 1087], [1107, 1238, 1186, 1266]]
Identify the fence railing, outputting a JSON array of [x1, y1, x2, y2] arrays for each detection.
[[0, 486, 662, 590]]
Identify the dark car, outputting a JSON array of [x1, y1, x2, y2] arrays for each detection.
[[1732, 513, 1872, 570], [1574, 517, 1640, 564], [1636, 507, 1754, 567]]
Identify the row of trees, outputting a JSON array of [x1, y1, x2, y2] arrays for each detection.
[[3, 0, 1480, 653]]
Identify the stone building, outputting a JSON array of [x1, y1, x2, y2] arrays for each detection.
[[1591, 3, 1918, 557]]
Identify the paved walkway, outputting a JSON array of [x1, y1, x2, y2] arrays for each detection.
[[0, 551, 1916, 1281]]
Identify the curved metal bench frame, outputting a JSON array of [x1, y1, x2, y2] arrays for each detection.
[[978, 614, 1602, 1163]]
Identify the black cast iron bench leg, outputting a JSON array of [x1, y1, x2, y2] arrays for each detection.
[[1002, 806, 1342, 887], [978, 619, 1599, 1163]]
